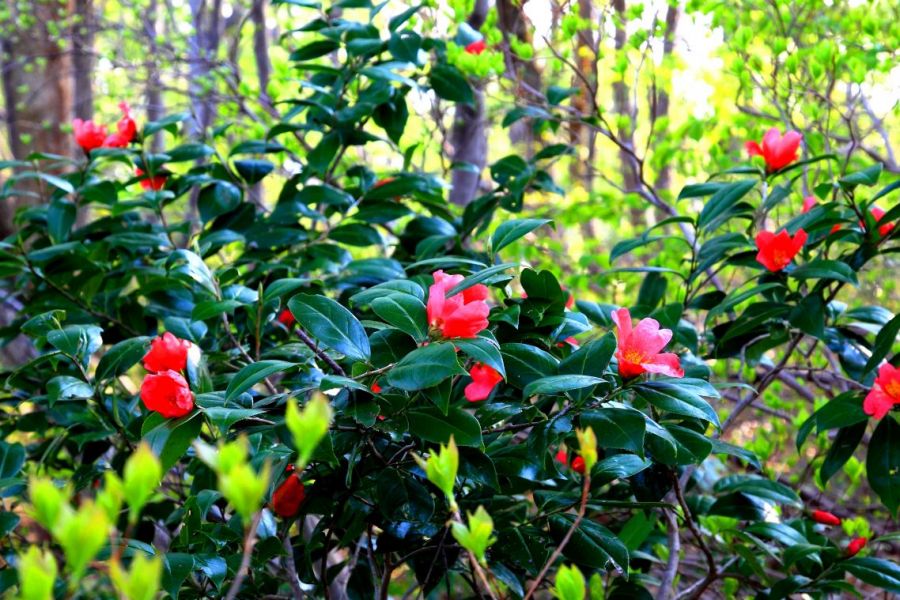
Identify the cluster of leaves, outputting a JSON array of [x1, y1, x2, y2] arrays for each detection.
[[1, 2, 900, 600]]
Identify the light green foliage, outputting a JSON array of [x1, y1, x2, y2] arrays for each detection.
[[415, 436, 459, 510], [554, 564, 586, 600], [16, 546, 57, 600], [26, 477, 70, 532], [196, 436, 271, 523], [110, 554, 164, 600], [122, 443, 163, 524], [54, 501, 110, 582], [285, 394, 333, 471], [576, 427, 597, 472], [450, 505, 496, 564]]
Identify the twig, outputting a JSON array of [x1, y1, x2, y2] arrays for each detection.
[[282, 531, 305, 599], [672, 475, 716, 600], [451, 509, 498, 600], [224, 511, 264, 600], [657, 508, 681, 600], [296, 328, 346, 376], [523, 472, 592, 600], [222, 314, 279, 395]]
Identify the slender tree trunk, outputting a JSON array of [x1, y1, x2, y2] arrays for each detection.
[[448, 0, 489, 207], [497, 0, 542, 155], [652, 2, 680, 194], [251, 0, 271, 99], [611, 0, 639, 194], [188, 0, 224, 135], [71, 0, 94, 120], [146, 0, 165, 153]]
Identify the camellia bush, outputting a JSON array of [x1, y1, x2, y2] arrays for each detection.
[[1, 3, 900, 600]]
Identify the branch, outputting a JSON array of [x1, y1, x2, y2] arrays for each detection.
[[657, 508, 681, 600], [296, 328, 346, 376], [224, 511, 263, 600], [523, 472, 591, 600], [672, 475, 716, 600], [282, 531, 305, 600]]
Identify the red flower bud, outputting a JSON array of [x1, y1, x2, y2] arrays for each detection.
[[371, 381, 382, 394], [847, 537, 867, 556], [811, 510, 841, 526], [464, 363, 502, 402], [465, 39, 487, 55], [136, 168, 167, 191], [271, 473, 306, 518], [140, 370, 194, 419], [571, 456, 586, 474], [277, 308, 295, 328], [143, 332, 192, 373]]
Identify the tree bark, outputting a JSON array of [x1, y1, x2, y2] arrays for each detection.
[[652, 2, 680, 194], [146, 0, 166, 152], [497, 0, 542, 154], [448, 0, 489, 207], [188, 0, 224, 135], [611, 0, 639, 193], [71, 0, 94, 120], [251, 0, 271, 100]]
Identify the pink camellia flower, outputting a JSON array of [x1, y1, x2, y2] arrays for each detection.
[[611, 307, 684, 379], [143, 332, 192, 373], [746, 127, 802, 172], [863, 206, 895, 238], [73, 118, 108, 153], [464, 363, 502, 401], [802, 196, 817, 213], [863, 363, 900, 420], [140, 370, 194, 418], [755, 228, 807, 272], [426, 270, 490, 339], [136, 168, 167, 191], [465, 39, 487, 55]]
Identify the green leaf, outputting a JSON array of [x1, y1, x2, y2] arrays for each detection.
[[453, 335, 506, 378], [797, 391, 867, 450], [491, 219, 552, 254], [198, 181, 242, 222], [201, 407, 266, 435], [95, 337, 151, 380], [713, 475, 802, 508], [864, 313, 900, 376], [47, 376, 93, 405], [867, 416, 900, 516], [839, 163, 883, 189], [445, 263, 517, 298], [790, 259, 858, 285], [501, 343, 558, 388], [142, 413, 204, 472], [234, 159, 274, 184], [371, 294, 428, 342], [0, 442, 25, 479], [522, 375, 604, 397], [47, 325, 103, 368], [550, 514, 629, 574], [820, 421, 866, 484], [844, 557, 900, 593], [385, 343, 465, 391], [581, 408, 646, 455], [429, 65, 474, 104], [407, 405, 482, 446], [632, 378, 721, 427], [697, 179, 757, 232], [288, 294, 371, 362], [225, 360, 296, 401]]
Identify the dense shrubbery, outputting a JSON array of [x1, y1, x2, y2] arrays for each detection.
[[2, 3, 900, 599]]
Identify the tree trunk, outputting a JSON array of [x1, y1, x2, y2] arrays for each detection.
[[448, 0, 489, 207], [71, 0, 94, 120], [251, 0, 271, 99], [497, 0, 542, 155], [611, 0, 639, 194], [188, 0, 224, 135], [652, 3, 680, 194], [146, 0, 165, 153]]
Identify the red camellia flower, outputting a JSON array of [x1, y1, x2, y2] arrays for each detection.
[[611, 307, 684, 379], [426, 270, 490, 339], [271, 472, 306, 518], [865, 206, 895, 238], [277, 308, 295, 328], [371, 381, 382, 394], [464, 363, 503, 402], [136, 168, 167, 191], [863, 363, 900, 420], [745, 127, 802, 172], [570, 456, 586, 474], [847, 537, 868, 557], [140, 370, 194, 418], [143, 332, 192, 373], [755, 228, 807, 272], [465, 39, 487, 55], [73, 118, 108, 153], [811, 510, 842, 526]]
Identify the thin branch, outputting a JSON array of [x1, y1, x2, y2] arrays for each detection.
[[296, 327, 346, 376], [225, 511, 264, 600]]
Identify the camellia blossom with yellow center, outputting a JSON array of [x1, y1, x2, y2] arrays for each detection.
[[863, 363, 900, 419], [611, 307, 684, 379]]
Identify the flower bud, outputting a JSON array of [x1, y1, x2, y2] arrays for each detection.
[[554, 564, 586, 600], [16, 546, 57, 600], [285, 394, 333, 470], [110, 554, 163, 600], [451, 506, 496, 565], [123, 443, 163, 524]]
